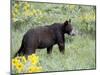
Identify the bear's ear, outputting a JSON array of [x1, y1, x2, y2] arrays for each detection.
[[64, 20, 68, 25], [64, 19, 71, 26]]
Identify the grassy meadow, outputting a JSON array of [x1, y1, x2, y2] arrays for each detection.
[[11, 1, 96, 73]]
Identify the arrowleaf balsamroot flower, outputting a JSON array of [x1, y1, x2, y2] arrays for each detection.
[[21, 56, 27, 64], [28, 66, 42, 73], [15, 62, 24, 72], [28, 54, 39, 65], [12, 58, 20, 66], [12, 54, 42, 73]]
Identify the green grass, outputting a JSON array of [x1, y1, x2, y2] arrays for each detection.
[[36, 35, 96, 71], [11, 30, 96, 72]]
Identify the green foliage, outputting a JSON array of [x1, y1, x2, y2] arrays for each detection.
[[11, 1, 96, 72], [12, 1, 96, 35], [36, 35, 95, 71]]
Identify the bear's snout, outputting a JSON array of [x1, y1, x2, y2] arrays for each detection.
[[70, 29, 76, 36]]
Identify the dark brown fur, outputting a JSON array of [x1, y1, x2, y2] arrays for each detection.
[[14, 19, 74, 57]]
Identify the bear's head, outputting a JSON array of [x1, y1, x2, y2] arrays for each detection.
[[63, 19, 75, 36]]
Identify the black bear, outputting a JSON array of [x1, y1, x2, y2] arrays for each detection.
[[14, 19, 75, 57]]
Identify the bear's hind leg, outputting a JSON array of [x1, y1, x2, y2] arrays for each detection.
[[47, 46, 53, 54]]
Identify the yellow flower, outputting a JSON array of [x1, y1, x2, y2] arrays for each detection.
[[24, 10, 31, 16], [23, 2, 30, 11], [35, 66, 42, 72], [26, 3, 30, 8], [25, 2, 30, 8], [14, 8, 18, 14], [31, 54, 37, 57], [23, 6, 28, 11], [32, 9, 37, 16], [28, 66, 33, 73], [69, 5, 76, 10], [12, 18, 18, 22], [15, 62, 24, 72], [12, 58, 20, 66], [14, 3, 19, 8], [21, 56, 27, 63], [28, 66, 42, 73], [28, 54, 39, 65], [31, 59, 38, 65], [12, 12, 16, 17], [12, 54, 42, 73], [29, 12, 33, 16]]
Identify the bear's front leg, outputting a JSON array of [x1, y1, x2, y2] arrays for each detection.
[[58, 43, 65, 54], [56, 31, 65, 54]]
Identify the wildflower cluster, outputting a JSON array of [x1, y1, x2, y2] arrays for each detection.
[[79, 12, 95, 22], [12, 54, 42, 74], [12, 2, 43, 22]]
